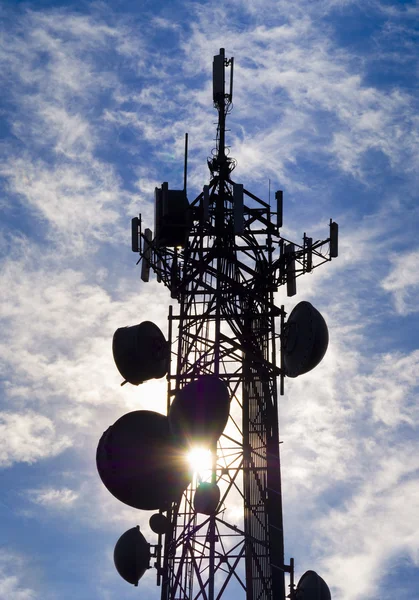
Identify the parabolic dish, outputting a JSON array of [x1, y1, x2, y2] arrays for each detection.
[[112, 321, 169, 385], [96, 410, 191, 510], [193, 482, 220, 515], [283, 301, 329, 378], [169, 375, 230, 448], [295, 570, 331, 600], [114, 526, 150, 586], [149, 513, 170, 535]]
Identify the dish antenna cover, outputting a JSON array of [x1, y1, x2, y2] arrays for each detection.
[[96, 410, 191, 510], [169, 376, 230, 448], [149, 513, 170, 535], [194, 482, 220, 515], [283, 301, 329, 378], [295, 570, 331, 600], [112, 321, 169, 385], [114, 526, 150, 586]]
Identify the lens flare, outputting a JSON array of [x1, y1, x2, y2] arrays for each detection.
[[187, 447, 212, 477]]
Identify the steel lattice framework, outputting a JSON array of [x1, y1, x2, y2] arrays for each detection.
[[134, 48, 337, 600]]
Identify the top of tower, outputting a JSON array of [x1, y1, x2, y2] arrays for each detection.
[[209, 48, 235, 177]]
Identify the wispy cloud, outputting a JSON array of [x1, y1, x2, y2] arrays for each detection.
[[381, 249, 419, 315], [0, 412, 71, 467], [0, 2, 418, 599], [0, 241, 170, 467], [182, 5, 419, 185], [0, 550, 37, 600], [280, 325, 419, 596], [27, 486, 79, 508], [0, 158, 123, 254]]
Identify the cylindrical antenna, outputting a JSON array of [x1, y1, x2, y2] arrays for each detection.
[[183, 132, 188, 193]]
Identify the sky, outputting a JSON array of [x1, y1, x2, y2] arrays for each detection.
[[0, 0, 419, 598]]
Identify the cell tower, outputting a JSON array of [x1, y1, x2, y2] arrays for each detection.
[[97, 49, 338, 600]]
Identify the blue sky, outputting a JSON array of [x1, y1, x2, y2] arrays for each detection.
[[0, 0, 419, 598]]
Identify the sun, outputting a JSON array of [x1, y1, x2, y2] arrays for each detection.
[[187, 447, 213, 477]]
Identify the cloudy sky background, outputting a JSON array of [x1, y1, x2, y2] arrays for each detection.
[[1, 0, 419, 598]]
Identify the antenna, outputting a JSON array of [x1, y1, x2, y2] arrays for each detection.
[[140, 228, 152, 282], [330, 220, 338, 258], [276, 190, 283, 228], [211, 48, 235, 175], [294, 570, 331, 600], [212, 49, 225, 104], [285, 242, 297, 297], [233, 183, 244, 234], [131, 217, 139, 252], [203, 184, 210, 221], [229, 56, 234, 101], [283, 301, 329, 377], [183, 132, 188, 193], [304, 234, 313, 272]]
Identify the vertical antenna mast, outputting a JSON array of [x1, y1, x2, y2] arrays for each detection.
[[212, 47, 234, 176], [183, 132, 188, 193], [213, 47, 226, 166]]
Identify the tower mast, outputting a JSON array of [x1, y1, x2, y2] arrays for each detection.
[[159, 49, 289, 600]]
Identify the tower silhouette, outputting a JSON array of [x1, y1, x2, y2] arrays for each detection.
[[98, 48, 338, 600]]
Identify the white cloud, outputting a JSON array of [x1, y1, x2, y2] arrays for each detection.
[[365, 351, 419, 426], [27, 486, 79, 508], [0, 10, 124, 105], [0, 158, 123, 254], [0, 3, 418, 599], [314, 457, 419, 600], [280, 337, 419, 600], [0, 10, 145, 257], [176, 1, 419, 186], [151, 16, 180, 30], [0, 412, 71, 467], [0, 238, 171, 469], [381, 249, 419, 315], [0, 550, 37, 600]]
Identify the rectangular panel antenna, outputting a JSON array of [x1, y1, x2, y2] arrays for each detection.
[[305, 236, 313, 272], [229, 57, 234, 102], [162, 182, 170, 217], [284, 242, 296, 297], [131, 217, 139, 252], [330, 221, 338, 258], [156, 256, 162, 283], [276, 190, 283, 229], [213, 52, 225, 103], [203, 185, 210, 222], [154, 187, 162, 246], [141, 228, 152, 283], [233, 183, 244, 234], [183, 133, 188, 193]]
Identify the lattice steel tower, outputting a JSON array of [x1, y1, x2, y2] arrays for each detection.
[[98, 48, 338, 600]]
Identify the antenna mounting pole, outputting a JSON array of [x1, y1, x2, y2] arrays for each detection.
[[212, 48, 234, 177], [183, 132, 188, 193]]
